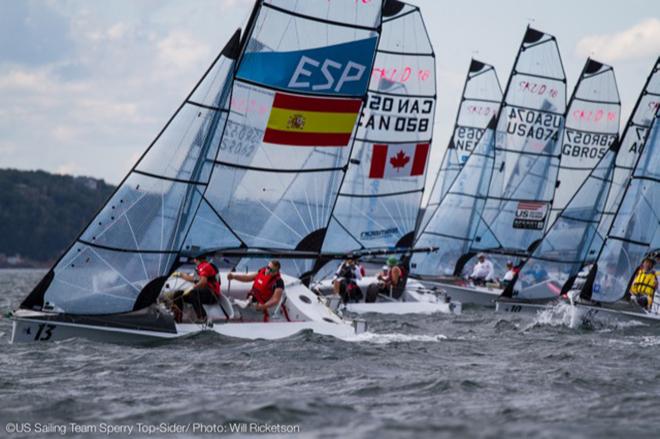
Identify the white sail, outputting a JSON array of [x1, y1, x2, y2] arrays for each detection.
[[419, 60, 502, 234], [548, 59, 620, 227], [322, 1, 436, 253]]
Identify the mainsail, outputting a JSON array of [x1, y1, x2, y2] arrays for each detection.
[[471, 27, 566, 262], [21, 0, 385, 315], [586, 109, 659, 303], [419, 60, 502, 234], [411, 118, 497, 276], [510, 138, 619, 300], [321, 1, 436, 254], [547, 59, 620, 227]]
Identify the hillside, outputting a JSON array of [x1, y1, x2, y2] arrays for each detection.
[[0, 169, 115, 267]]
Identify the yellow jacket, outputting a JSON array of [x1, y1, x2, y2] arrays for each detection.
[[630, 269, 657, 306]]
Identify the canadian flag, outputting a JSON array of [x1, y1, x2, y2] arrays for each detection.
[[368, 143, 430, 179]]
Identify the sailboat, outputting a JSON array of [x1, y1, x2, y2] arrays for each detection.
[[419, 59, 502, 234], [496, 57, 659, 316], [411, 27, 567, 306], [492, 58, 621, 306], [11, 0, 389, 344], [308, 1, 461, 315], [557, 108, 659, 325]]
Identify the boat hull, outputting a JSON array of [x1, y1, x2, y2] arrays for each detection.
[[313, 277, 461, 315], [11, 310, 364, 344], [420, 279, 502, 307]]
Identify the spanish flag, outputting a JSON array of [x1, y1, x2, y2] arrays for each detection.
[[263, 92, 362, 147]]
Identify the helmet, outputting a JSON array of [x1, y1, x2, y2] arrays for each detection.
[[386, 256, 398, 266]]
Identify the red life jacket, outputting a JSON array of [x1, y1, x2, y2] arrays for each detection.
[[251, 267, 282, 304], [196, 261, 220, 296]]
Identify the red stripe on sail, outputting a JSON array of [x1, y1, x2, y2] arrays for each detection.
[[411, 143, 430, 176], [369, 144, 388, 178], [263, 129, 352, 146], [272, 92, 362, 113]]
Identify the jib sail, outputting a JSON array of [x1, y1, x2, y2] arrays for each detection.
[[321, 1, 436, 254], [419, 59, 502, 234]]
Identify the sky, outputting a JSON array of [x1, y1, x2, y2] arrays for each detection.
[[1, 0, 658, 200]]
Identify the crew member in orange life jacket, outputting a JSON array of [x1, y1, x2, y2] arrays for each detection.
[[227, 259, 287, 321]]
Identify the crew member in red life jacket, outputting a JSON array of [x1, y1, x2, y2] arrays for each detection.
[[171, 255, 220, 323], [227, 259, 288, 322]]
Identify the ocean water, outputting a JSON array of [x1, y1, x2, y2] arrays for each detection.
[[2, 268, 660, 439]]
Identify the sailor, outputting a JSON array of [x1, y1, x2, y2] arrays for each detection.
[[469, 253, 495, 285], [227, 259, 287, 322], [367, 256, 407, 302], [170, 255, 220, 323], [332, 257, 363, 303], [629, 257, 657, 309], [501, 261, 516, 288]]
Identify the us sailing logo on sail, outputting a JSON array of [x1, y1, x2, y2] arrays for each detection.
[[513, 201, 548, 229]]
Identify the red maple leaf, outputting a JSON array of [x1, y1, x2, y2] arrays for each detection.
[[390, 149, 410, 171]]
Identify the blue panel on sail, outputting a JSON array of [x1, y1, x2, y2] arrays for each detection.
[[237, 37, 378, 96]]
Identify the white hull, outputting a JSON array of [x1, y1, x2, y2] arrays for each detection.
[[11, 272, 365, 344], [312, 277, 461, 315], [420, 279, 501, 307], [344, 301, 458, 315], [11, 312, 362, 344]]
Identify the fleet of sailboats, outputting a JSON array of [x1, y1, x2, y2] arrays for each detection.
[[8, 0, 660, 344]]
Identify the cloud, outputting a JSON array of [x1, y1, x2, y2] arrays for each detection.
[[157, 31, 211, 70], [576, 18, 660, 62]]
